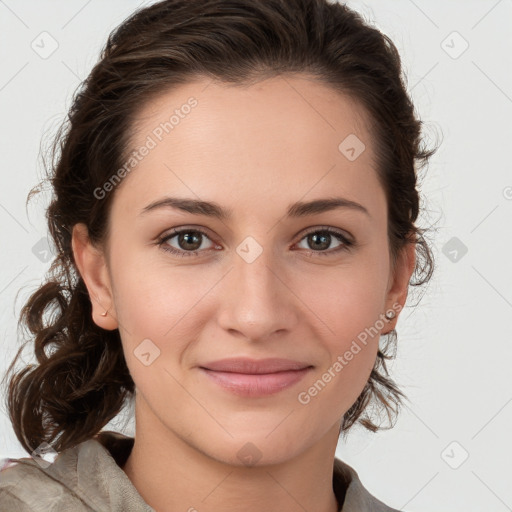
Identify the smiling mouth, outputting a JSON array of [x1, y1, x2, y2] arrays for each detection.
[[199, 367, 313, 397]]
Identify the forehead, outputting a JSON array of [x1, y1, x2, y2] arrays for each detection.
[[130, 74, 372, 155], [112, 75, 383, 220]]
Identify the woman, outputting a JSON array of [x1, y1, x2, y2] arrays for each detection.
[[0, 0, 437, 510]]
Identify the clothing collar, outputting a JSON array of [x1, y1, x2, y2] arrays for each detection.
[[94, 430, 399, 511], [2, 430, 400, 511]]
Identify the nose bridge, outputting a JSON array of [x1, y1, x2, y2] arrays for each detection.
[[217, 235, 296, 339], [233, 235, 281, 305]]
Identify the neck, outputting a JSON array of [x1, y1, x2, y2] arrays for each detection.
[[122, 395, 342, 512]]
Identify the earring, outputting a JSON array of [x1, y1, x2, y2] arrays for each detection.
[[385, 310, 396, 320], [100, 308, 109, 317]]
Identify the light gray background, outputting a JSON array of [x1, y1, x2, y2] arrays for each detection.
[[1, 1, 511, 511]]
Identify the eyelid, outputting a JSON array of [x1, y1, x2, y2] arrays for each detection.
[[297, 225, 354, 244], [157, 224, 355, 257], [158, 225, 213, 240], [157, 225, 217, 250], [158, 224, 353, 244]]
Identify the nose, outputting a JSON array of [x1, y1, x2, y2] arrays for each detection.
[[216, 244, 299, 342]]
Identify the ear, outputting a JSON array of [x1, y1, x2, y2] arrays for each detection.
[[71, 223, 118, 331], [383, 240, 416, 334]]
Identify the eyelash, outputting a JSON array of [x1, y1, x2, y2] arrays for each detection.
[[156, 226, 355, 258]]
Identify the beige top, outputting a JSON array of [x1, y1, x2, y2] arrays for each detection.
[[0, 431, 403, 511]]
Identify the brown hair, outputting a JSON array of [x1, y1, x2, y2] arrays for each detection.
[[2, 0, 439, 455]]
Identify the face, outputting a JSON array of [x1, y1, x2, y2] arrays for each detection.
[[73, 74, 414, 466]]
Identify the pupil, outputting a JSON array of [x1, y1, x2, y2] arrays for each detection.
[[181, 232, 201, 250], [310, 232, 329, 250]]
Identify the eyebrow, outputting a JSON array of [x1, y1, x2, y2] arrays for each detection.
[[139, 196, 370, 220]]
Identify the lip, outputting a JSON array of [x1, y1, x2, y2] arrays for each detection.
[[200, 357, 312, 374], [199, 358, 313, 397]]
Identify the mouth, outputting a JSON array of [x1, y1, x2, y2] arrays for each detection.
[[198, 357, 314, 397], [199, 357, 312, 374]]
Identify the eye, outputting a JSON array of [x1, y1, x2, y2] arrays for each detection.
[[294, 227, 354, 257], [157, 225, 355, 258], [157, 228, 217, 257]]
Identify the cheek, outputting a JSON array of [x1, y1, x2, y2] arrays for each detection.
[[109, 237, 200, 324], [111, 270, 195, 348], [294, 246, 389, 395], [299, 247, 390, 344], [294, 274, 385, 423], [108, 244, 222, 383], [301, 286, 381, 405]]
